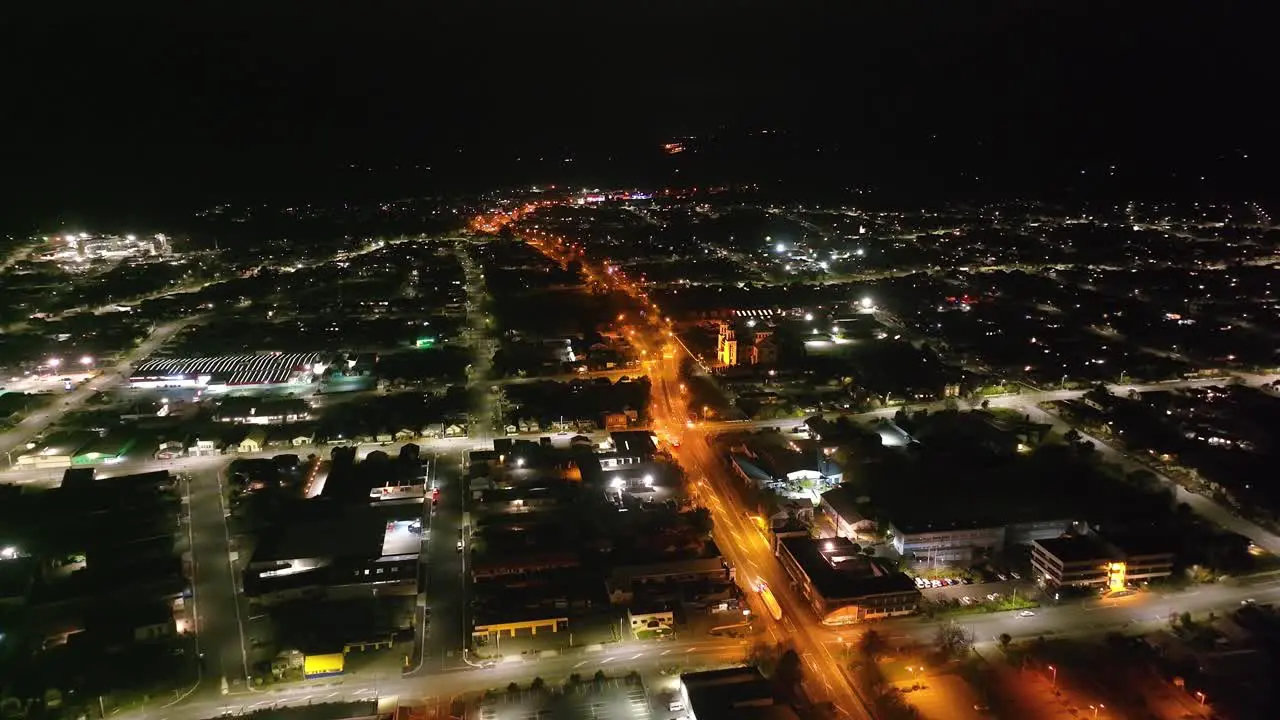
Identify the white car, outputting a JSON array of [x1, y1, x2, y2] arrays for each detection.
[[1019, 610, 1036, 617]]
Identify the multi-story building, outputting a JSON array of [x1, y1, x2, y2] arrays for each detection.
[[716, 323, 738, 367], [1031, 534, 1173, 591], [821, 486, 1075, 565], [888, 521, 1008, 566], [776, 536, 919, 625]]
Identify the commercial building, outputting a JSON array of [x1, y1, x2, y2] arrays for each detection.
[[678, 666, 798, 720], [776, 536, 919, 625], [1031, 534, 1174, 591], [821, 486, 1075, 565], [607, 556, 734, 605], [243, 503, 420, 602], [128, 352, 325, 391], [15, 432, 96, 470], [71, 435, 136, 466], [214, 397, 313, 425]]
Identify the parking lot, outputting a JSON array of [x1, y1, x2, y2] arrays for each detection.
[[916, 578, 1034, 605]]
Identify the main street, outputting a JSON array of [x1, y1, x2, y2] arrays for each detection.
[[525, 231, 876, 717]]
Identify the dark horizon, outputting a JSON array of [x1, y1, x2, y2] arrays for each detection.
[[3, 3, 1275, 228]]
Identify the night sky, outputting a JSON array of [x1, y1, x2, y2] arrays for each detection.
[[2, 3, 1274, 226]]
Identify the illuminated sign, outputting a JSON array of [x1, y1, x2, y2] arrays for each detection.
[[1107, 561, 1127, 592]]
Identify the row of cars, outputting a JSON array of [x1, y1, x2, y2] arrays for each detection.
[[913, 568, 1023, 590], [913, 576, 973, 589]]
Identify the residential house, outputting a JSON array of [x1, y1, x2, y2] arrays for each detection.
[[238, 429, 267, 454]]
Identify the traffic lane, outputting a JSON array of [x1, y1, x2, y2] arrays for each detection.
[[418, 455, 467, 673], [856, 578, 1280, 649], [141, 638, 751, 720], [679, 434, 869, 717], [188, 466, 250, 689]]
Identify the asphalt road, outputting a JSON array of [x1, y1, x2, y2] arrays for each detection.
[[0, 317, 196, 463], [187, 465, 252, 694], [414, 451, 469, 676]]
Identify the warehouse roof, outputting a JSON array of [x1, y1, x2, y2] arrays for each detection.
[[132, 352, 322, 386]]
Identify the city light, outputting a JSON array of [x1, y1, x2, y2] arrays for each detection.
[[47, 358, 61, 369], [860, 296, 874, 309], [774, 242, 786, 253], [79, 355, 94, 366]]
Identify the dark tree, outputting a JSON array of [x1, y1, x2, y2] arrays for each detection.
[[858, 629, 887, 661]]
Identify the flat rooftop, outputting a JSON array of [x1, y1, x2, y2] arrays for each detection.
[[679, 666, 780, 720], [779, 536, 917, 600], [252, 503, 420, 564], [1033, 535, 1116, 564]]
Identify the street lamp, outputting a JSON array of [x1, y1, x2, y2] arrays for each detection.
[[80, 355, 94, 367], [48, 358, 61, 370], [1195, 691, 1205, 706], [1048, 664, 1057, 687], [1089, 704, 1104, 718]]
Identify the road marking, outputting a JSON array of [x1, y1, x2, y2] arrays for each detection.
[[660, 650, 671, 655], [630, 653, 643, 659], [685, 648, 697, 653], [573, 661, 588, 668], [601, 657, 616, 664]]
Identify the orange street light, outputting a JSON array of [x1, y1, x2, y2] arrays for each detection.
[[1048, 665, 1057, 687], [1089, 704, 1104, 718], [1195, 691, 1205, 705]]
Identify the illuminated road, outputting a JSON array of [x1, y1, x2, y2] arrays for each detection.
[[0, 317, 198, 465], [522, 230, 875, 718], [121, 636, 751, 720]]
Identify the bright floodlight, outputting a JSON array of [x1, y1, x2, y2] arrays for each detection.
[[824, 541, 834, 552], [47, 358, 61, 368], [747, 319, 757, 328], [855, 248, 865, 256], [860, 297, 874, 309], [79, 355, 93, 365], [515, 457, 525, 467], [126, 234, 137, 242], [804, 313, 814, 322], [643, 474, 654, 486], [774, 242, 786, 253], [0, 547, 17, 560]]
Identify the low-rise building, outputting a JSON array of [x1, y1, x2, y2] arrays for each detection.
[[215, 397, 312, 425], [71, 435, 136, 466], [1031, 534, 1174, 591], [608, 557, 733, 604], [16, 432, 96, 470], [678, 666, 798, 720], [776, 536, 919, 624], [821, 485, 1073, 564], [888, 521, 1008, 566], [154, 440, 185, 459], [238, 429, 267, 454], [187, 435, 220, 456]]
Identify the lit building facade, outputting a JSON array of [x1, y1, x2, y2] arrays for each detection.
[[1031, 535, 1173, 591]]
